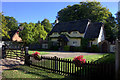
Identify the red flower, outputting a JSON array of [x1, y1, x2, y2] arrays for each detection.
[[32, 51, 40, 56], [73, 55, 86, 65]]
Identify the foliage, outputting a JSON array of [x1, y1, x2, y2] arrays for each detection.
[[32, 51, 41, 60], [116, 11, 120, 40], [19, 22, 47, 45], [81, 38, 89, 50], [89, 45, 100, 53], [1, 13, 19, 40], [50, 45, 59, 51], [57, 1, 117, 42], [0, 13, 10, 39], [41, 18, 52, 33], [73, 55, 86, 65], [5, 16, 18, 31], [63, 45, 70, 51], [95, 53, 115, 63]]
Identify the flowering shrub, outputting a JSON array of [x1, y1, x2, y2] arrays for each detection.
[[73, 55, 86, 65], [32, 51, 41, 60]]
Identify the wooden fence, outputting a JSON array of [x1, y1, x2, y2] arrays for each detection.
[[2, 45, 25, 61], [27, 55, 115, 80]]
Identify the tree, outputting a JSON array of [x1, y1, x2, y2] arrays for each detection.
[[0, 13, 10, 39], [116, 11, 120, 40], [41, 18, 52, 33], [5, 16, 18, 31], [0, 13, 19, 40], [19, 22, 47, 45], [57, 1, 117, 42]]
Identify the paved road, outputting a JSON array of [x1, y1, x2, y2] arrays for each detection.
[[43, 51, 104, 58]]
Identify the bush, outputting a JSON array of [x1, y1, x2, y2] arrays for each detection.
[[89, 45, 100, 53], [70, 46, 83, 52], [64, 45, 70, 51], [50, 46, 59, 51]]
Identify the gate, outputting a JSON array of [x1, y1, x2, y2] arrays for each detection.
[[2, 44, 25, 61]]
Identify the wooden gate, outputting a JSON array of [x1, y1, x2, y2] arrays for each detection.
[[2, 44, 25, 61]]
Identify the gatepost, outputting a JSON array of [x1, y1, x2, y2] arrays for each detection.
[[115, 39, 120, 80], [25, 47, 31, 66]]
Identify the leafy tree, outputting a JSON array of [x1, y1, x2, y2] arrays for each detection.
[[57, 1, 116, 42], [0, 13, 18, 40], [19, 22, 47, 45], [0, 13, 10, 39], [5, 16, 18, 31], [41, 18, 52, 33], [116, 11, 120, 40]]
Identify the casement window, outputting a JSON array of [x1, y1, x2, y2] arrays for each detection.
[[89, 41, 93, 47], [73, 31, 77, 34], [53, 33, 57, 35], [73, 41, 77, 46]]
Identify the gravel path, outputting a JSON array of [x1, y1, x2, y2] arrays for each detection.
[[43, 51, 103, 58]]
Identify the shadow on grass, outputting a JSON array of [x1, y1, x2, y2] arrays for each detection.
[[2, 53, 115, 80]]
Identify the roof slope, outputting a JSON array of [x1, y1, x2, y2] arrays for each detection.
[[49, 19, 90, 35], [2, 30, 17, 41], [84, 22, 103, 39]]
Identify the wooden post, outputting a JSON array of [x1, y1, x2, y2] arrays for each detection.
[[24, 47, 30, 65], [54, 56, 58, 72], [115, 39, 120, 80]]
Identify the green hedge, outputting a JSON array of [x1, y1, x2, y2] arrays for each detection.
[[63, 45, 70, 51]]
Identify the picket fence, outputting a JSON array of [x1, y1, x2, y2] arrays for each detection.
[[27, 55, 115, 80]]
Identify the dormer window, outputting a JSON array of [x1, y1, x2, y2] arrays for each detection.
[[54, 32, 57, 35], [73, 31, 77, 34]]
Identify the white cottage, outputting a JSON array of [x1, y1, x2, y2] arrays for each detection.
[[49, 19, 106, 51]]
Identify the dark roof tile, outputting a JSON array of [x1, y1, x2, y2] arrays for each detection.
[[84, 22, 103, 39], [49, 19, 90, 35]]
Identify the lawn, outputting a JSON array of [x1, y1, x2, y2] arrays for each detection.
[[66, 53, 115, 63], [28, 50, 49, 55], [2, 53, 115, 79], [2, 65, 65, 79], [65, 54, 109, 62]]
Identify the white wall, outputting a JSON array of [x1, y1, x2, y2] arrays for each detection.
[[98, 26, 105, 43], [51, 38, 58, 42], [67, 38, 81, 47], [110, 45, 116, 52]]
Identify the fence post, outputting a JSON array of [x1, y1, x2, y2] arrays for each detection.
[[24, 46, 31, 66], [54, 56, 58, 72], [115, 39, 120, 80], [2, 45, 6, 59]]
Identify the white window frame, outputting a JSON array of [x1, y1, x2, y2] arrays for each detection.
[[73, 41, 77, 46], [73, 31, 77, 34]]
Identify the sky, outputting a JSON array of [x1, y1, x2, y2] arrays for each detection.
[[1, 2, 119, 23]]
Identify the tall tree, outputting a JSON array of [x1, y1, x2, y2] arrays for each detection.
[[41, 18, 52, 33], [5, 16, 18, 31], [57, 1, 116, 42], [116, 11, 120, 40], [19, 22, 47, 45], [0, 13, 10, 39]]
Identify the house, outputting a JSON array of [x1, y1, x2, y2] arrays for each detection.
[[2, 29, 23, 49], [49, 19, 107, 52], [2, 30, 22, 42]]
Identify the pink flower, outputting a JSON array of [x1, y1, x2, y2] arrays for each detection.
[[73, 55, 86, 65]]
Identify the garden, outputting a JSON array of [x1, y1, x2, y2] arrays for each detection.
[[2, 50, 115, 80]]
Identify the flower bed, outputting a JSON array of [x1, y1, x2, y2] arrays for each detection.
[[73, 55, 86, 66], [32, 51, 41, 60]]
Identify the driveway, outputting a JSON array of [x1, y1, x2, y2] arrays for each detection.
[[43, 51, 103, 58]]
